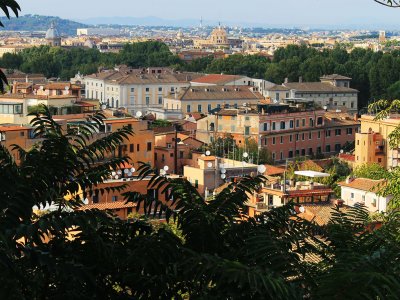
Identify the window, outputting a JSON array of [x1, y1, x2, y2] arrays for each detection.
[[147, 142, 152, 151], [289, 120, 294, 128], [289, 134, 293, 142], [263, 123, 268, 131], [296, 120, 300, 127], [362, 195, 365, 203], [317, 117, 323, 125], [302, 119, 305, 126], [137, 144, 140, 152], [317, 146, 322, 154], [326, 145, 331, 152], [131, 88, 135, 92], [170, 153, 174, 157], [146, 87, 150, 92], [145, 96, 150, 106], [295, 150, 300, 156], [20, 131, 25, 137], [272, 137, 276, 145], [130, 144, 134, 152], [208, 104, 212, 112], [288, 150, 293, 158], [171, 87, 175, 92], [272, 122, 276, 130], [309, 132, 312, 140], [280, 136, 283, 144], [272, 152, 276, 160], [231, 125, 236, 132], [155, 153, 158, 161], [245, 116, 250, 121], [275, 92, 280, 101], [179, 151, 184, 159], [93, 193, 99, 203], [162, 154, 165, 162], [296, 133, 299, 141], [310, 118, 314, 127], [308, 148, 313, 155], [280, 152, 284, 160], [351, 102, 354, 108], [197, 104, 202, 112], [158, 96, 163, 105], [335, 129, 341, 136], [158, 87, 162, 92], [372, 198, 377, 207], [245, 126, 250, 136], [347, 128, 353, 135], [112, 196, 118, 202], [302, 133, 305, 141], [187, 105, 191, 112], [335, 143, 341, 151], [280, 121, 285, 130], [195, 180, 198, 188], [351, 193, 354, 200], [318, 131, 321, 139], [326, 130, 331, 137]]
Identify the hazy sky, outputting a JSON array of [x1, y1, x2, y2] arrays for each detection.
[[16, 0, 400, 27]]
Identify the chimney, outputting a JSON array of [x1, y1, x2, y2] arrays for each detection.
[[284, 77, 288, 84], [12, 81, 17, 94], [299, 76, 303, 83], [345, 176, 354, 184]]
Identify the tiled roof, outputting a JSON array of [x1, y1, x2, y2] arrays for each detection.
[[199, 156, 216, 161], [338, 178, 385, 192], [299, 160, 324, 172], [177, 86, 264, 101], [297, 203, 351, 226], [320, 74, 352, 80], [284, 82, 358, 93], [191, 74, 246, 85], [0, 125, 31, 132], [288, 189, 334, 198], [78, 201, 136, 211], [266, 84, 291, 91], [339, 153, 355, 162], [264, 165, 285, 176], [113, 73, 182, 85]]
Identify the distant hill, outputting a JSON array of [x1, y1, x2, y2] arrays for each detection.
[[0, 14, 90, 36]]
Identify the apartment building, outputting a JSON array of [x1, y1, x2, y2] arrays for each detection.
[[84, 67, 192, 115], [353, 114, 400, 169], [196, 103, 359, 162], [163, 85, 264, 118]]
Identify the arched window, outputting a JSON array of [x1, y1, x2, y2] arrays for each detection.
[[111, 97, 114, 108], [107, 99, 110, 107], [116, 100, 119, 108]]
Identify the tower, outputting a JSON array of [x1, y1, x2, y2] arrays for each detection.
[[45, 22, 61, 47], [379, 30, 386, 43]]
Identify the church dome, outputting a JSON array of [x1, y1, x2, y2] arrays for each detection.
[[45, 22, 60, 40]]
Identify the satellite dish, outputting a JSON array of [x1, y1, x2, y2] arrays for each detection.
[[124, 168, 129, 174], [160, 169, 166, 175], [340, 149, 344, 154], [221, 168, 226, 174], [130, 167, 135, 173], [163, 166, 169, 171], [205, 150, 211, 156], [221, 174, 226, 180], [207, 162, 213, 168], [136, 111, 143, 118], [65, 86, 70, 91], [299, 206, 305, 213], [128, 172, 132, 177], [111, 171, 116, 176], [114, 175, 119, 179], [84, 198, 89, 205], [101, 104, 107, 110], [243, 152, 249, 158], [257, 165, 266, 174], [117, 170, 122, 175]]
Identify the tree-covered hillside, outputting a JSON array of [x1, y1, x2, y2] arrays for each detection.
[[0, 14, 89, 35]]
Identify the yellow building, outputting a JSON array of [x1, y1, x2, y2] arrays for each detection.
[[354, 115, 400, 169]]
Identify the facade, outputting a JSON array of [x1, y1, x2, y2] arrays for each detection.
[[84, 67, 191, 115], [164, 85, 264, 117], [354, 115, 400, 169], [196, 104, 359, 163], [154, 132, 204, 175], [339, 178, 390, 212], [282, 74, 359, 113], [183, 155, 259, 196]]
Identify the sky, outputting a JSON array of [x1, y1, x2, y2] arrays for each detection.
[[16, 0, 400, 28]]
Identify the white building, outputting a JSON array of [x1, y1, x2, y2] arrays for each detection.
[[84, 67, 191, 115], [77, 28, 122, 36], [339, 178, 390, 213]]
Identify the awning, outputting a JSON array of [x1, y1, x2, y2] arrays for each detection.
[[294, 171, 330, 178]]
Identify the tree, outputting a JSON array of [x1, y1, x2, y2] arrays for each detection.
[[353, 163, 389, 180], [374, 0, 400, 7]]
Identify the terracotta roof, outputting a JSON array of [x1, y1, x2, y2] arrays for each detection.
[[266, 84, 291, 91], [338, 178, 385, 192], [339, 153, 355, 162], [264, 164, 285, 176], [297, 203, 351, 226], [288, 189, 334, 198], [112, 73, 181, 85], [78, 201, 136, 211], [299, 160, 324, 172], [104, 118, 138, 124], [199, 156, 216, 161], [0, 125, 31, 132], [191, 74, 246, 85], [284, 82, 358, 93]]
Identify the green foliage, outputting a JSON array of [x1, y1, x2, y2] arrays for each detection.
[[149, 119, 172, 129], [1, 107, 400, 299], [353, 163, 389, 180]]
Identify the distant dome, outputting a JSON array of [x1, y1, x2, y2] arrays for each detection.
[[210, 25, 228, 45], [45, 22, 60, 40], [211, 26, 227, 37]]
